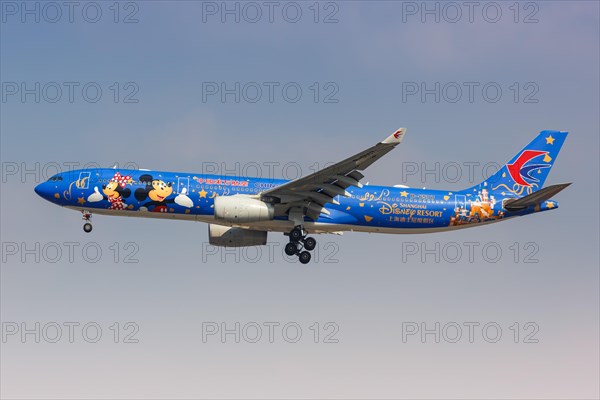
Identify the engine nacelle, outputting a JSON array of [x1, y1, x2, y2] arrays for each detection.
[[214, 195, 274, 223], [208, 224, 268, 247]]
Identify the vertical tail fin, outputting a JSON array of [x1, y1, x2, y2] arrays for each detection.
[[469, 130, 568, 196]]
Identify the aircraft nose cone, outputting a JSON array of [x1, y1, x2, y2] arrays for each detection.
[[34, 182, 54, 201]]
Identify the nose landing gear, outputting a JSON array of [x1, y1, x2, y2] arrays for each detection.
[[82, 210, 93, 233], [286, 226, 317, 264]]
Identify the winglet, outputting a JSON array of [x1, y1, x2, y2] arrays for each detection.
[[381, 128, 407, 144]]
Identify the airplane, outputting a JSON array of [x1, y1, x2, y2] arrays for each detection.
[[34, 128, 570, 264]]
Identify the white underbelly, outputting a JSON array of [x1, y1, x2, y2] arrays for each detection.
[[66, 206, 507, 235]]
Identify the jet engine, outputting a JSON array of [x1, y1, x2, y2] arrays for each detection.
[[208, 224, 268, 247], [214, 195, 274, 223]]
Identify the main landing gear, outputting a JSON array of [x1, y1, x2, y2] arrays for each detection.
[[82, 210, 93, 233], [285, 226, 317, 264]]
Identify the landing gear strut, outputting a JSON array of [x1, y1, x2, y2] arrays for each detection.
[[82, 210, 93, 233], [286, 226, 317, 264]]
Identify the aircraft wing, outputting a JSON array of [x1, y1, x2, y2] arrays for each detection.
[[260, 128, 407, 221]]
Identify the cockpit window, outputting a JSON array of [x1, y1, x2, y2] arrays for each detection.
[[48, 175, 63, 182]]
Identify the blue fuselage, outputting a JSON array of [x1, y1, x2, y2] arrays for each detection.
[[34, 168, 557, 233]]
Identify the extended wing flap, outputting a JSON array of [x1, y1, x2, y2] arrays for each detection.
[[504, 183, 571, 211]]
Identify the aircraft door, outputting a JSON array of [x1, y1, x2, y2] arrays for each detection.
[[177, 177, 190, 194], [76, 171, 91, 189]]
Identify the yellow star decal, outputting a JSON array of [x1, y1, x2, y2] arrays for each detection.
[[400, 191, 408, 197], [346, 206, 351, 210], [359, 202, 364, 207], [77, 197, 85, 205], [543, 154, 552, 163], [199, 189, 208, 198], [546, 201, 555, 209], [364, 215, 373, 222], [545, 135, 555, 145]]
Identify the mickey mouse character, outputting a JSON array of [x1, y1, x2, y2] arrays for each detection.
[[134, 174, 193, 212], [104, 172, 133, 209], [87, 172, 132, 210]]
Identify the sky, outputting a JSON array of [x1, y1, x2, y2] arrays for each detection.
[[1, 1, 599, 399]]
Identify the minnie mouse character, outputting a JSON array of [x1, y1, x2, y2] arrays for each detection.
[[87, 172, 132, 210], [134, 174, 193, 212]]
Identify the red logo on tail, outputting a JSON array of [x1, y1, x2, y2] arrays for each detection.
[[506, 150, 548, 186]]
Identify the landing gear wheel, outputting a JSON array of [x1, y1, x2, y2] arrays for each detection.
[[81, 210, 92, 233], [298, 251, 312, 264], [285, 242, 298, 256], [304, 237, 317, 251], [290, 227, 303, 242]]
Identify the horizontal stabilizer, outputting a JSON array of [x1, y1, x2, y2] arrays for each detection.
[[504, 183, 571, 211]]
